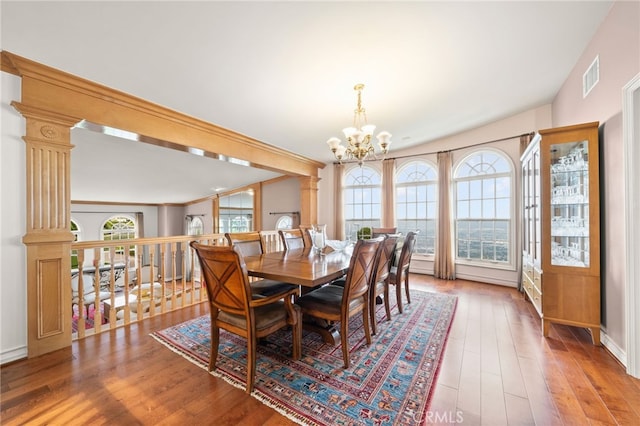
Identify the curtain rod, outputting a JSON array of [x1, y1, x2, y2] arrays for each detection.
[[333, 131, 535, 165]]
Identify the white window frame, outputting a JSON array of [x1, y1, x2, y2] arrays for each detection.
[[395, 158, 438, 257], [100, 215, 137, 266], [342, 164, 382, 235], [453, 148, 516, 270]]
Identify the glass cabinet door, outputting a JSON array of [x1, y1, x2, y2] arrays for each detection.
[[549, 140, 590, 267]]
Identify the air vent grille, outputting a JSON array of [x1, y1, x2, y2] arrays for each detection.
[[583, 55, 599, 98]]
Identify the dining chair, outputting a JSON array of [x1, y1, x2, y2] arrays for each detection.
[[371, 227, 398, 237], [387, 231, 418, 313], [225, 232, 298, 296], [295, 237, 383, 368], [71, 273, 111, 318], [298, 225, 313, 248], [369, 234, 399, 335], [190, 242, 301, 394], [278, 229, 305, 250]]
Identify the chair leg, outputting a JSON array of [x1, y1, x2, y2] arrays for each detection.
[[396, 281, 403, 313], [383, 284, 392, 320], [404, 272, 411, 305], [363, 300, 372, 346], [209, 326, 219, 372], [246, 335, 257, 394], [341, 320, 350, 369], [369, 293, 378, 336]]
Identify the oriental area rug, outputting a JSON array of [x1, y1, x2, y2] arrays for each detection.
[[151, 290, 457, 425]]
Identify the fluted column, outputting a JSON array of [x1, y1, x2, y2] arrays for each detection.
[[298, 175, 320, 226], [12, 102, 80, 357]]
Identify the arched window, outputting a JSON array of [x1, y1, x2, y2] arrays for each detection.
[[187, 216, 204, 235], [276, 215, 293, 230], [343, 165, 382, 236], [396, 160, 438, 255], [101, 215, 137, 265], [454, 150, 513, 264]]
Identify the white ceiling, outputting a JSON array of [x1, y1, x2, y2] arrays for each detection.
[[1, 1, 613, 204]]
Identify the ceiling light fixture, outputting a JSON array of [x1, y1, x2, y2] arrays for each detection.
[[327, 83, 392, 166]]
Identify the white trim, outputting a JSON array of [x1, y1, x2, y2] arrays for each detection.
[[601, 330, 627, 368], [623, 73, 640, 378], [0, 345, 27, 365]]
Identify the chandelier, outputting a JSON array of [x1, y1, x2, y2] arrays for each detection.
[[326, 83, 392, 165]]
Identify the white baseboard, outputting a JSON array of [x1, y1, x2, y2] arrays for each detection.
[[601, 330, 627, 368], [454, 272, 518, 288], [1, 345, 27, 365]]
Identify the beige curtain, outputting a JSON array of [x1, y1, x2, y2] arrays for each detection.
[[334, 163, 345, 240], [381, 158, 396, 228], [434, 151, 455, 280]]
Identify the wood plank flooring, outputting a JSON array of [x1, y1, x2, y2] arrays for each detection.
[[2, 275, 639, 425]]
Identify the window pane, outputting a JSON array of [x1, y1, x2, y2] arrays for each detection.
[[396, 187, 407, 203], [417, 203, 426, 217], [457, 200, 469, 218], [496, 198, 510, 219], [426, 201, 436, 218], [469, 180, 482, 197], [397, 204, 406, 219], [496, 176, 511, 197], [417, 186, 427, 202], [426, 184, 436, 201], [482, 199, 495, 218], [483, 178, 495, 197], [470, 200, 482, 217], [457, 181, 469, 200]]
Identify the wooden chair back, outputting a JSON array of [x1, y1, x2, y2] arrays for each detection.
[[225, 232, 264, 257], [373, 235, 399, 287], [342, 237, 384, 305], [397, 231, 418, 273], [298, 225, 313, 248], [278, 229, 305, 250], [191, 243, 252, 316], [372, 227, 398, 237], [368, 235, 399, 334]]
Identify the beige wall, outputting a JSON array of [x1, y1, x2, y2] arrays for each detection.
[[551, 1, 640, 354], [261, 178, 301, 230], [1, 72, 27, 363]]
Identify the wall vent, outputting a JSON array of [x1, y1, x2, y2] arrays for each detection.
[[583, 55, 599, 98]]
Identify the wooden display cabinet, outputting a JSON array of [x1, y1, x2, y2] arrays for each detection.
[[521, 121, 600, 345]]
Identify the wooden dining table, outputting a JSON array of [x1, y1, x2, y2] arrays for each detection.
[[244, 246, 353, 344], [243, 247, 352, 288]]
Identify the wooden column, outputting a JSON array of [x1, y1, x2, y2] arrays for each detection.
[[12, 102, 79, 357], [298, 176, 320, 226]]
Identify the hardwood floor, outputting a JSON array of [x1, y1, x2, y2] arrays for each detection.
[[2, 275, 639, 425]]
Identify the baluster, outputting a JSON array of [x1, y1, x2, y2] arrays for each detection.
[[157, 243, 166, 314], [92, 247, 102, 333], [122, 248, 131, 325], [108, 247, 116, 328], [148, 250, 156, 317], [190, 239, 197, 304], [170, 241, 177, 311], [76, 249, 86, 338], [135, 249, 144, 322]]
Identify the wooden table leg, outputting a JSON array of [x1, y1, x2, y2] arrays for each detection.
[[302, 318, 340, 345]]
